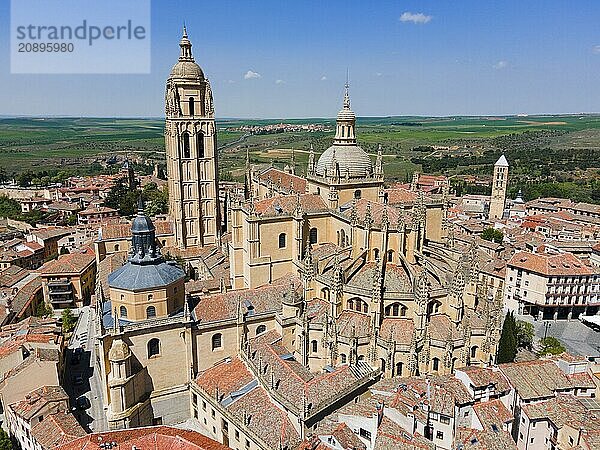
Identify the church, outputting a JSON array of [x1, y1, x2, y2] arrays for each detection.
[[93, 29, 504, 444]]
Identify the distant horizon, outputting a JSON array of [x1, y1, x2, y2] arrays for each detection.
[[1, 111, 600, 121]]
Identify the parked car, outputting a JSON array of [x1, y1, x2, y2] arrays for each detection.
[[72, 396, 90, 410]]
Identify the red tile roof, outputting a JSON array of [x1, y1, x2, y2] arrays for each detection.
[[508, 251, 594, 276], [258, 167, 307, 193], [31, 411, 86, 448], [56, 426, 229, 450], [41, 247, 95, 275], [252, 194, 327, 217]]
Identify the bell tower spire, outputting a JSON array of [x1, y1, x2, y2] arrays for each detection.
[[165, 28, 221, 248]]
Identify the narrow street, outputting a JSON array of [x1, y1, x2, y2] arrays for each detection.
[[64, 306, 108, 432]]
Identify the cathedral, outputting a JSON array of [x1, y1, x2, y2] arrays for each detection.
[[93, 29, 504, 443]]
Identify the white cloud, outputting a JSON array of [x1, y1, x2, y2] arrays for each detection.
[[399, 12, 432, 24], [320, 75, 327, 81], [244, 70, 261, 80], [493, 60, 508, 70], [593, 45, 600, 54], [275, 79, 285, 84], [376, 72, 383, 77], [227, 79, 236, 84]]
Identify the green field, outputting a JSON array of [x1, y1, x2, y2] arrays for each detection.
[[1, 115, 599, 199]]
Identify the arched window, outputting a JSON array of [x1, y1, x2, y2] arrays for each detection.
[[309, 227, 318, 244], [432, 357, 440, 372], [336, 231, 340, 246], [380, 358, 386, 373], [278, 233, 286, 249], [197, 132, 204, 158], [119, 306, 127, 318], [147, 294, 153, 302], [395, 362, 403, 376], [146, 306, 156, 319], [470, 346, 478, 359], [358, 355, 365, 361], [114, 244, 120, 251], [427, 300, 441, 318], [354, 190, 362, 199], [256, 325, 266, 335], [188, 97, 195, 116], [350, 298, 368, 314], [387, 250, 394, 263], [182, 132, 191, 158], [311, 340, 318, 353], [373, 248, 380, 260], [148, 338, 160, 358], [340, 229, 346, 247], [212, 333, 222, 351], [340, 354, 347, 364]]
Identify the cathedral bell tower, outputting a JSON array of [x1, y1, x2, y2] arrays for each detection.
[[165, 27, 220, 248]]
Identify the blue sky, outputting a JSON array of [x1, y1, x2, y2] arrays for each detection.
[[1, 0, 599, 118]]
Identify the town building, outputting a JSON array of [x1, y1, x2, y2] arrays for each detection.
[[505, 249, 599, 320], [40, 247, 96, 310]]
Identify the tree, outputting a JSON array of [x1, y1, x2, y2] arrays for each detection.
[[538, 337, 566, 356], [497, 311, 518, 363], [481, 227, 504, 244], [35, 301, 53, 318], [0, 428, 14, 450], [0, 196, 21, 219], [516, 320, 535, 350], [61, 308, 77, 333]]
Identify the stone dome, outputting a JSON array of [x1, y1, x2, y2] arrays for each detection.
[[315, 144, 373, 178], [109, 338, 130, 361], [169, 61, 204, 80]]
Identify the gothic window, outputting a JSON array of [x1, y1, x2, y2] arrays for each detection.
[[119, 306, 127, 318], [278, 233, 286, 249], [347, 299, 354, 310], [340, 229, 346, 247], [395, 362, 403, 376], [182, 132, 191, 159], [197, 132, 205, 158], [350, 298, 368, 314], [373, 248, 380, 260], [311, 340, 318, 353], [212, 333, 222, 350], [309, 227, 318, 244], [256, 325, 266, 335], [427, 300, 441, 318], [148, 338, 160, 358], [432, 357, 440, 372], [340, 354, 347, 364], [146, 306, 156, 319], [188, 97, 195, 116], [470, 346, 478, 359], [387, 250, 394, 262]]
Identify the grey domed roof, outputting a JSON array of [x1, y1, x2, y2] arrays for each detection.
[[315, 144, 373, 178], [132, 214, 154, 234], [170, 61, 204, 80], [108, 260, 185, 291]]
